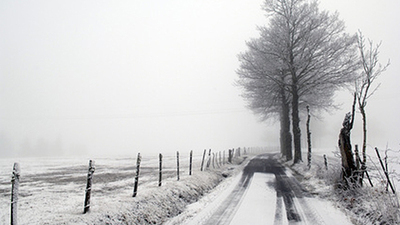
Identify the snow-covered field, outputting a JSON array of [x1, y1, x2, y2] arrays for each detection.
[[0, 150, 250, 224], [1, 147, 398, 224]]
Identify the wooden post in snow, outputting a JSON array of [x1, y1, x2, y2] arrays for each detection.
[[306, 106, 312, 169], [375, 148, 395, 194], [11, 162, 20, 225], [200, 149, 206, 171], [83, 160, 95, 214], [176, 151, 180, 181], [212, 153, 215, 169], [324, 155, 328, 170], [189, 150, 193, 175], [206, 149, 211, 169], [158, 153, 163, 186], [133, 153, 141, 197], [219, 151, 222, 167]]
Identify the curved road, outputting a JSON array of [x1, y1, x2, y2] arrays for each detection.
[[200, 154, 350, 225]]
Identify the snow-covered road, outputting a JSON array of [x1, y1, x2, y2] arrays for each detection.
[[183, 154, 353, 225]]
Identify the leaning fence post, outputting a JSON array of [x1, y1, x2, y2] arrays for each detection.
[[200, 149, 206, 171], [176, 151, 180, 181], [11, 162, 20, 225], [158, 153, 163, 186], [133, 153, 141, 197], [84, 160, 95, 214], [375, 147, 395, 194], [189, 150, 193, 175]]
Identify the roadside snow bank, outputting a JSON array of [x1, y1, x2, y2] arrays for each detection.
[[284, 150, 400, 225], [165, 156, 253, 225], [70, 157, 249, 225]]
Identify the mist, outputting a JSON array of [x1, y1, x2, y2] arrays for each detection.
[[1, 0, 399, 158]]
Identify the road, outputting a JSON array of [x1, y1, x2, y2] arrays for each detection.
[[195, 154, 352, 225]]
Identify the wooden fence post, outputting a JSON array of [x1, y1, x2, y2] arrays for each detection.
[[219, 151, 222, 167], [84, 160, 95, 214], [176, 151, 180, 181], [133, 153, 141, 197], [201, 149, 206, 171], [158, 153, 163, 186], [212, 153, 215, 169], [323, 155, 328, 170], [223, 150, 225, 164], [375, 148, 395, 194], [206, 149, 211, 169], [189, 150, 193, 175], [11, 162, 20, 225]]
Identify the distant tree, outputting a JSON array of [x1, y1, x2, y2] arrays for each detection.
[[262, 0, 359, 163], [355, 31, 390, 179]]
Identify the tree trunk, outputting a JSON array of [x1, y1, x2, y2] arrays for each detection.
[[280, 86, 292, 161], [338, 113, 357, 185], [292, 85, 302, 164], [360, 107, 367, 182]]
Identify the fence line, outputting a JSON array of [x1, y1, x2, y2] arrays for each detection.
[[6, 146, 261, 222]]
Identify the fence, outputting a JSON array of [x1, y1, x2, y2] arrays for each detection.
[[3, 147, 265, 224]]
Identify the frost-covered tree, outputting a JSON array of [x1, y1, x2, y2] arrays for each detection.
[[355, 31, 390, 175], [261, 0, 359, 163], [238, 0, 358, 163]]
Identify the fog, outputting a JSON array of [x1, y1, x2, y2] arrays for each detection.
[[1, 0, 399, 158]]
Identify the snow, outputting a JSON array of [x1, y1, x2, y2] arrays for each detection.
[[0, 152, 249, 224], [176, 165, 353, 225], [288, 148, 400, 224], [1, 148, 398, 224], [165, 157, 252, 225], [229, 173, 276, 225]]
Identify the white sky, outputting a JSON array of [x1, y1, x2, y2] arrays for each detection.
[[0, 0, 399, 158]]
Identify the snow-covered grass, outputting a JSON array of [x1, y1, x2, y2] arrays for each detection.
[[286, 148, 400, 225], [0, 151, 250, 224]]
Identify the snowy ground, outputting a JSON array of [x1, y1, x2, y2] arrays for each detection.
[[0, 150, 250, 224], [1, 147, 398, 224], [287, 148, 400, 224], [167, 153, 353, 225]]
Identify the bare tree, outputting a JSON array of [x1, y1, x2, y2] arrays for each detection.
[[238, 0, 358, 163], [263, 0, 359, 163], [356, 31, 390, 179]]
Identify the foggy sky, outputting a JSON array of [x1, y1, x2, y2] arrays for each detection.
[[1, 0, 399, 158]]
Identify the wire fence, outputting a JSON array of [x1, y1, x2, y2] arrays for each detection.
[[1, 147, 268, 224]]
